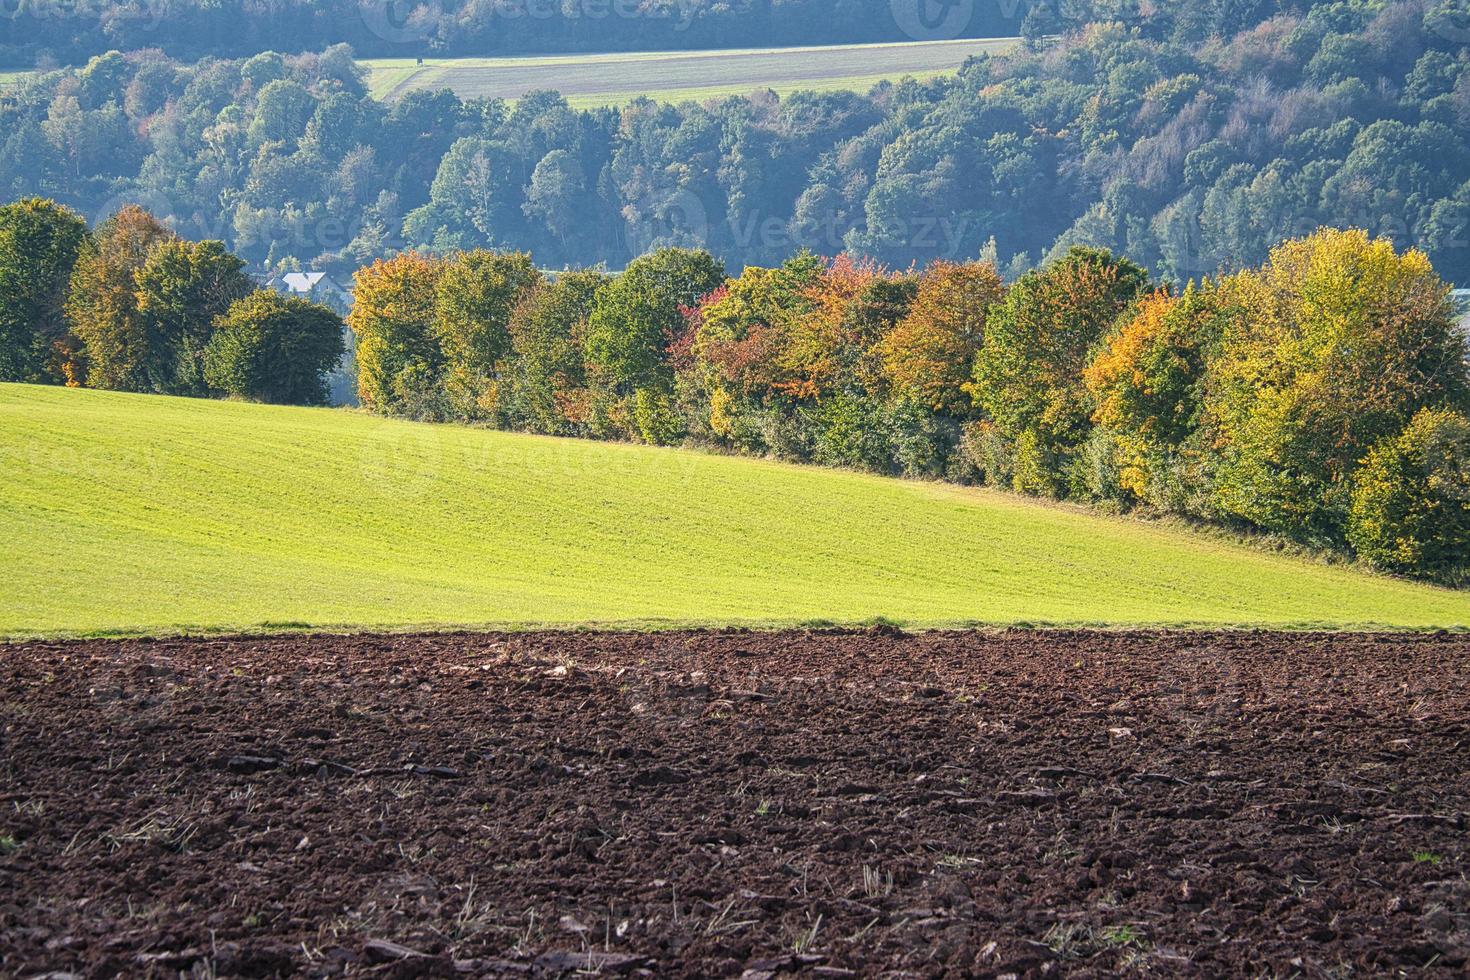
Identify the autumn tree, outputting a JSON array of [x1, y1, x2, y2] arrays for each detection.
[[65, 205, 175, 392], [349, 253, 445, 417], [0, 198, 89, 383], [1083, 284, 1225, 509], [1204, 229, 1470, 543], [876, 259, 1004, 416], [204, 291, 345, 405], [972, 246, 1149, 496], [692, 260, 815, 404]]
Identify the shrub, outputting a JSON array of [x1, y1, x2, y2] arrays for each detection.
[[883, 399, 958, 479], [1348, 409, 1470, 581], [954, 420, 1013, 487], [633, 388, 685, 446], [1011, 427, 1060, 497], [812, 392, 892, 472], [204, 291, 345, 406], [389, 361, 452, 422]]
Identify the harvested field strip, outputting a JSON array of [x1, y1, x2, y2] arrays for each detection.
[[553, 71, 956, 110], [362, 38, 1016, 102], [2, 629, 1467, 975], [4, 384, 1469, 638]]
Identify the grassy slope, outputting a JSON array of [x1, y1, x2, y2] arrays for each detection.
[[3, 383, 1468, 639], [362, 38, 1016, 103]]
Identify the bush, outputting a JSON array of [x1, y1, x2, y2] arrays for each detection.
[[389, 361, 452, 422], [633, 388, 685, 446], [812, 393, 892, 472], [1347, 409, 1470, 581], [1071, 428, 1126, 503], [954, 420, 1012, 487], [883, 399, 958, 479], [1011, 427, 1060, 497], [204, 291, 345, 406]]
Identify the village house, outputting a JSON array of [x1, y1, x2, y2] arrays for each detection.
[[263, 270, 354, 315]]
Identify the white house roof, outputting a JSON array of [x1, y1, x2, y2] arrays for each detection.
[[282, 271, 329, 292]]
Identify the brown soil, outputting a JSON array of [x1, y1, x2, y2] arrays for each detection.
[[2, 628, 1469, 977]]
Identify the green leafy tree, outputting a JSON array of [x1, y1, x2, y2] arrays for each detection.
[[0, 198, 89, 383], [973, 246, 1149, 496], [433, 249, 542, 419], [134, 239, 254, 395], [1348, 408, 1470, 582], [204, 291, 345, 406], [248, 79, 316, 147], [584, 247, 724, 436], [505, 270, 606, 435]]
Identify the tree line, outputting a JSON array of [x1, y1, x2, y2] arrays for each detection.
[[0, 199, 345, 404], [4, 198, 1466, 582], [3, 1, 1469, 281], [346, 229, 1470, 584]]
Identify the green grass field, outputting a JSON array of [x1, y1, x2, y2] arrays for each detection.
[[361, 38, 1016, 104], [0, 70, 30, 89], [3, 383, 1467, 639]]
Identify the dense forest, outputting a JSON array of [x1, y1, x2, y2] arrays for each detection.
[[1, 0, 1281, 64], [2, 0, 1469, 282]]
